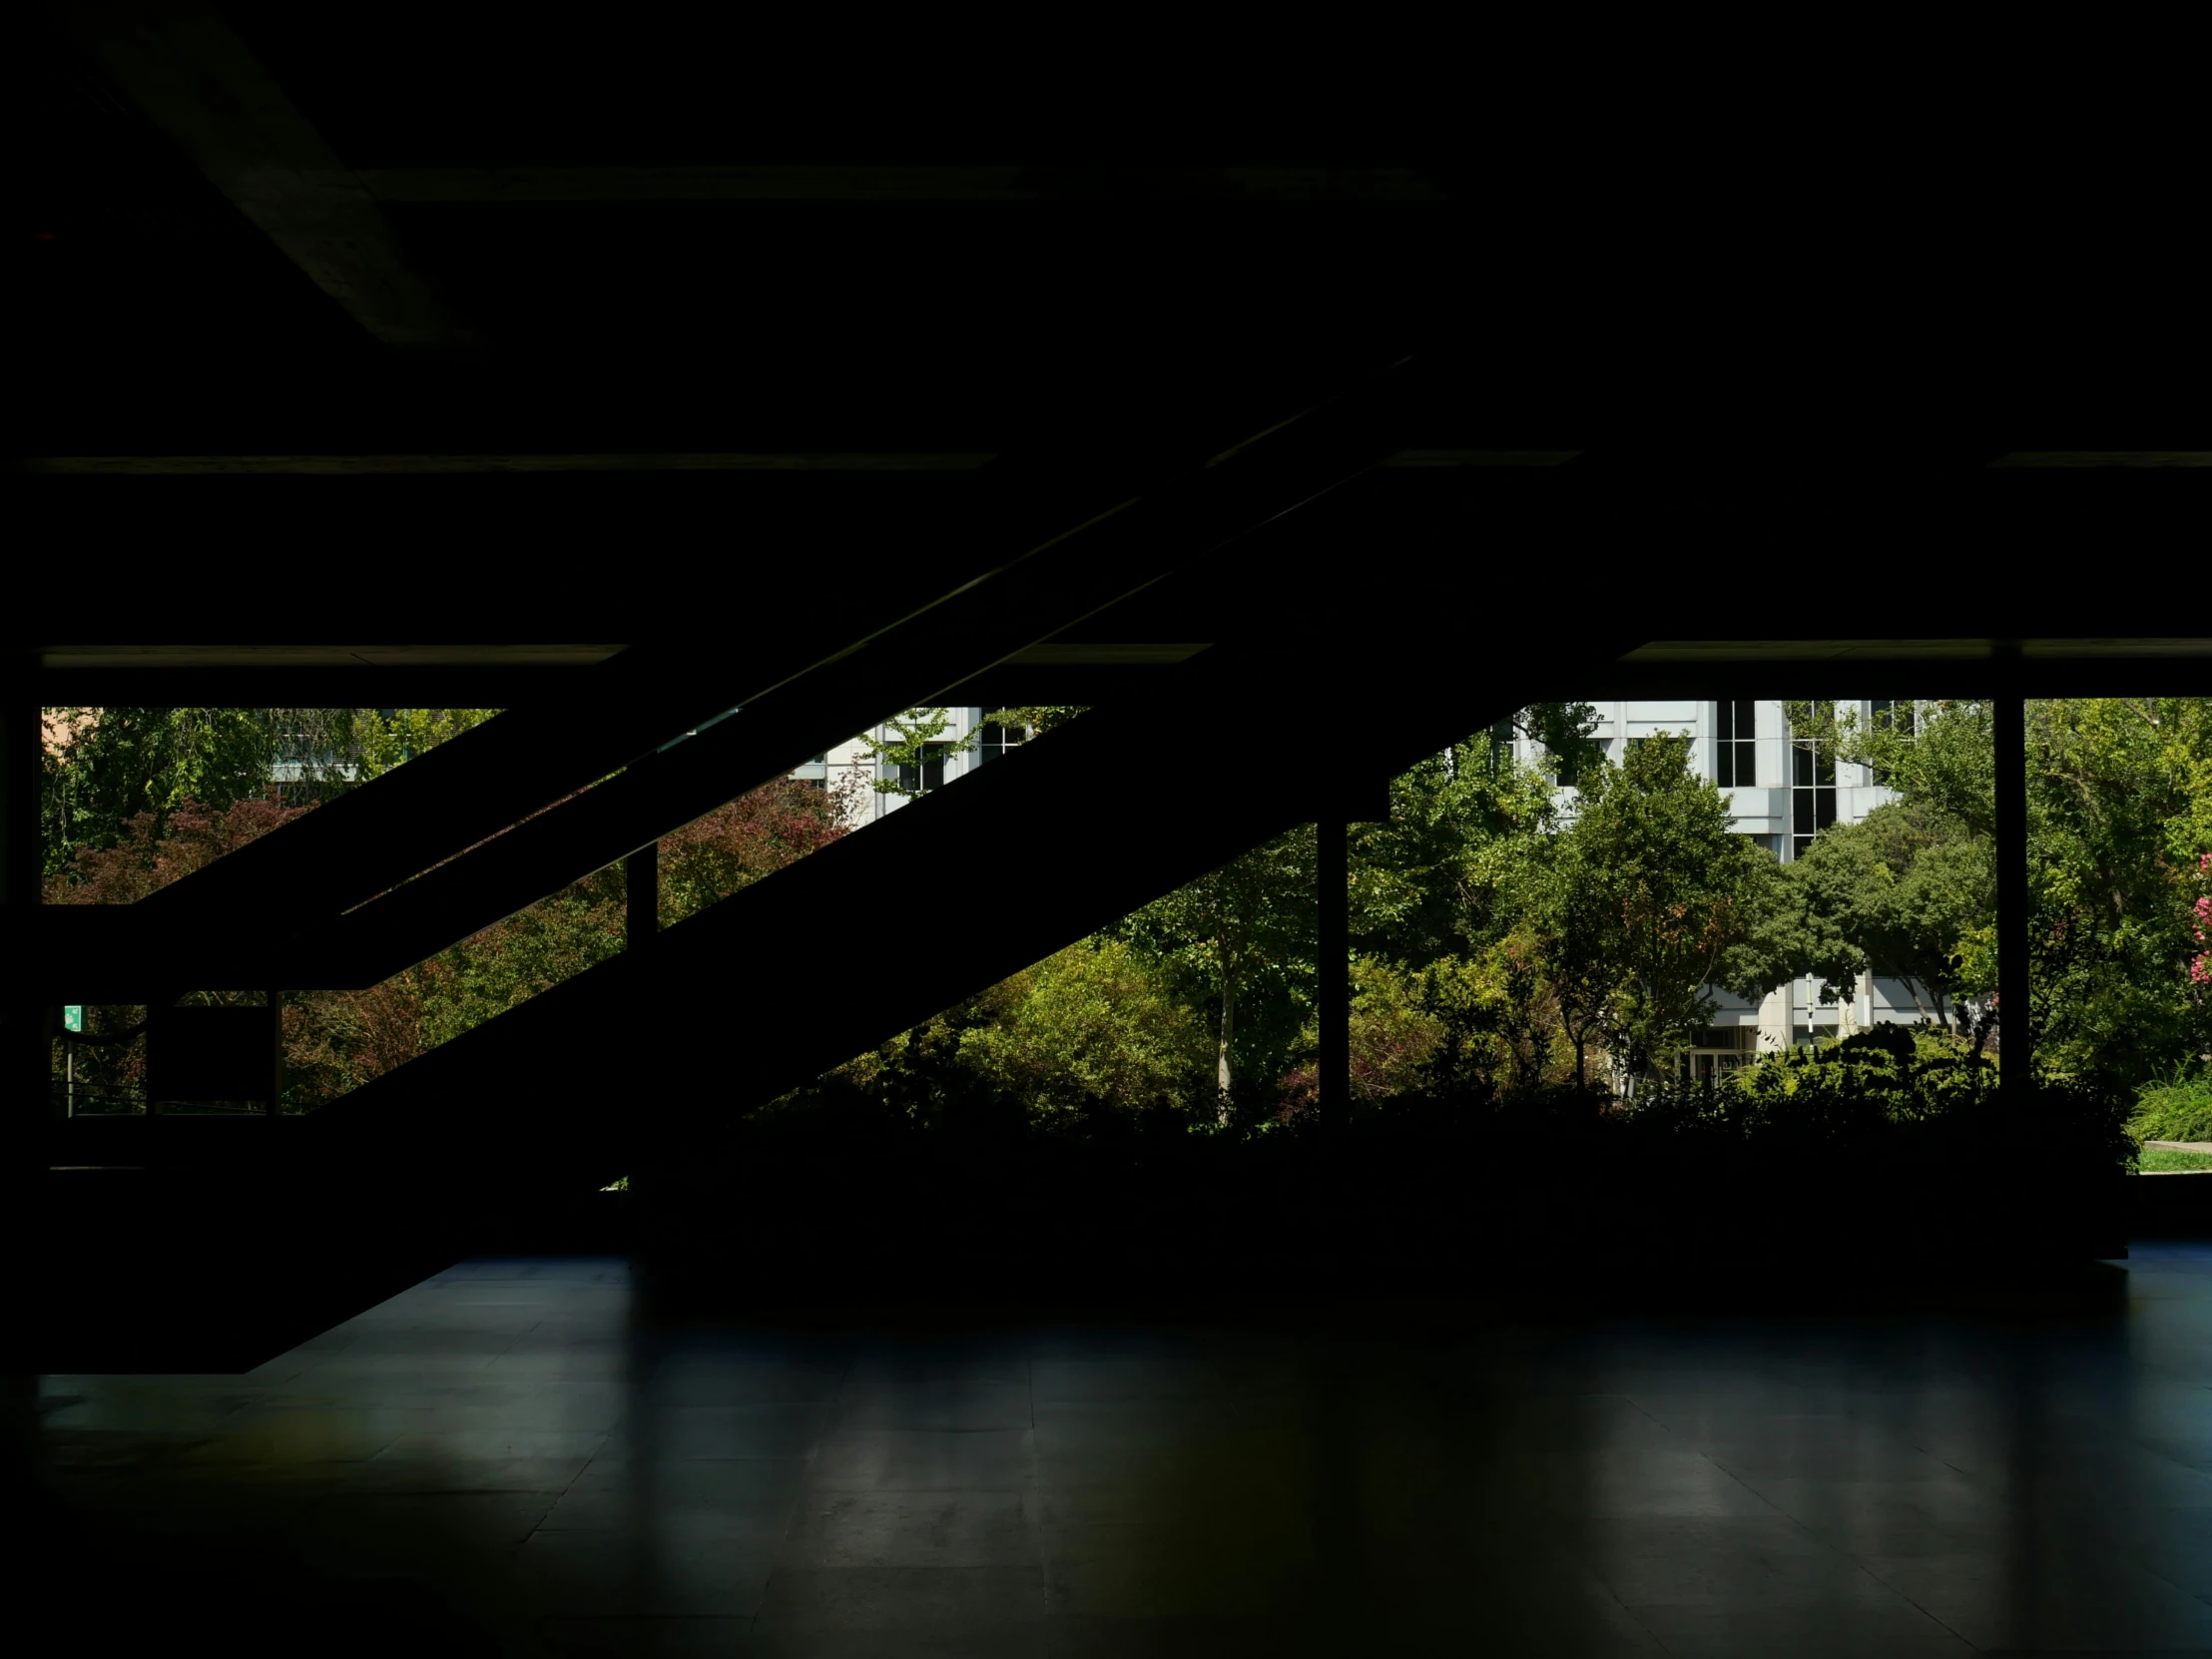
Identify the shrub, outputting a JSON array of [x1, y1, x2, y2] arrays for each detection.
[[2130, 1068, 2212, 1144], [958, 939, 1215, 1122]]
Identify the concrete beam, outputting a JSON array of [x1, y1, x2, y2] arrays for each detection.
[[15, 452, 997, 475], [1989, 452, 2212, 467], [17, 450, 1577, 474], [40, 449, 2209, 475], [353, 165, 1452, 204], [42, 2, 485, 353]]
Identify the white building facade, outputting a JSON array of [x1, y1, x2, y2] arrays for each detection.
[[1513, 699, 1929, 1079], [796, 708, 1026, 825]]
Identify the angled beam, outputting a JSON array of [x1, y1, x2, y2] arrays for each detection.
[[41, 2, 485, 353], [98, 417, 1244, 943], [27, 357, 1442, 1000], [129, 645, 742, 935], [277, 358, 1443, 988], [308, 609, 1624, 1182]]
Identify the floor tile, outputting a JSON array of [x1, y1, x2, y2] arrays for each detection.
[[606, 1403, 831, 1460], [811, 1427, 1035, 1491], [755, 1563, 1046, 1626], [746, 1617, 1046, 1656], [540, 1615, 752, 1656], [1580, 1512, 1900, 1608], [783, 1489, 1039, 1569], [515, 1525, 783, 1616], [831, 1381, 1034, 1432], [34, 1245, 2212, 1656], [1625, 1598, 1976, 1656], [538, 1455, 812, 1528]]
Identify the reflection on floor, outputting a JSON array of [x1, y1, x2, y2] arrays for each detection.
[[26, 1247, 2212, 1656]]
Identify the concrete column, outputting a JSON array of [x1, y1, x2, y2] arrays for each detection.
[[267, 989, 285, 1117], [1, 666, 43, 1479], [2, 676, 43, 1157], [1758, 987, 1792, 1051], [1993, 668, 2032, 1085]]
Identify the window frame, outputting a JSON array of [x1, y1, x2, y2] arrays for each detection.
[[1714, 699, 1758, 788]]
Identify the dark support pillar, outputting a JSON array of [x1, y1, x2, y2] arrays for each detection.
[[268, 990, 285, 1117], [1992, 659, 2033, 1088], [2, 673, 42, 1479], [1317, 815, 1350, 1118], [627, 844, 659, 949]]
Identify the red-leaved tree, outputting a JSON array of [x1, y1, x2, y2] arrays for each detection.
[[49, 775, 857, 1110]]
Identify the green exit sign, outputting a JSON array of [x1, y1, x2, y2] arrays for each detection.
[[63, 1005, 83, 1033]]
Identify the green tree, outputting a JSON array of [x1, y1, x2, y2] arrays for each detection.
[[2024, 697, 2212, 1087], [981, 706, 1087, 738], [1791, 804, 1993, 1028], [855, 707, 978, 801], [1556, 732, 1769, 1088], [958, 938, 1214, 1119], [1117, 825, 1320, 1120], [1515, 837, 1632, 1088], [351, 708, 502, 781], [1790, 697, 1995, 838], [41, 706, 276, 875], [1347, 726, 1570, 969], [1798, 695, 2212, 1086]]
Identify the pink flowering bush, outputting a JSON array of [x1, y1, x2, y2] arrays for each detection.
[[2192, 852, 2212, 989]]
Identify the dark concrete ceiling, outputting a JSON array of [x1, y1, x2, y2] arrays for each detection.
[[12, 5, 2207, 701], [21, 3, 2208, 461]]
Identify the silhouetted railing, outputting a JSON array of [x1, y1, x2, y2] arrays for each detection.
[[53, 1082, 144, 1117], [51, 1083, 275, 1118]]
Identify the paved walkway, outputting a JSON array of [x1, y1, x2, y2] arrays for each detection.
[[26, 1251, 2212, 1655], [2145, 1139, 2212, 1154]]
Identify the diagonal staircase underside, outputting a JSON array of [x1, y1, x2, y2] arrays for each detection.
[[34, 355, 1656, 1368], [36, 353, 1438, 1003]]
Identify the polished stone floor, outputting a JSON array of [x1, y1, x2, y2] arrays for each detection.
[[26, 1247, 2212, 1656]]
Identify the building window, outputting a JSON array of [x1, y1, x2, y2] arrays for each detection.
[[1679, 1025, 1755, 1083], [893, 742, 954, 796], [1714, 700, 1757, 787], [1869, 699, 1915, 786], [976, 720, 1025, 764], [1791, 713, 1837, 858]]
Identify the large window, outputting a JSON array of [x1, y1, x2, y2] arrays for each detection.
[[976, 719, 1025, 765], [1870, 699, 1915, 786], [1715, 700, 1757, 787], [894, 742, 954, 796], [1791, 705, 1837, 858]]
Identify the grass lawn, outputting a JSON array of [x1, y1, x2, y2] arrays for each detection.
[[2138, 1147, 2212, 1172]]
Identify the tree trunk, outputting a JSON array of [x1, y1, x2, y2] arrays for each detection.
[[1215, 933, 1236, 1124]]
